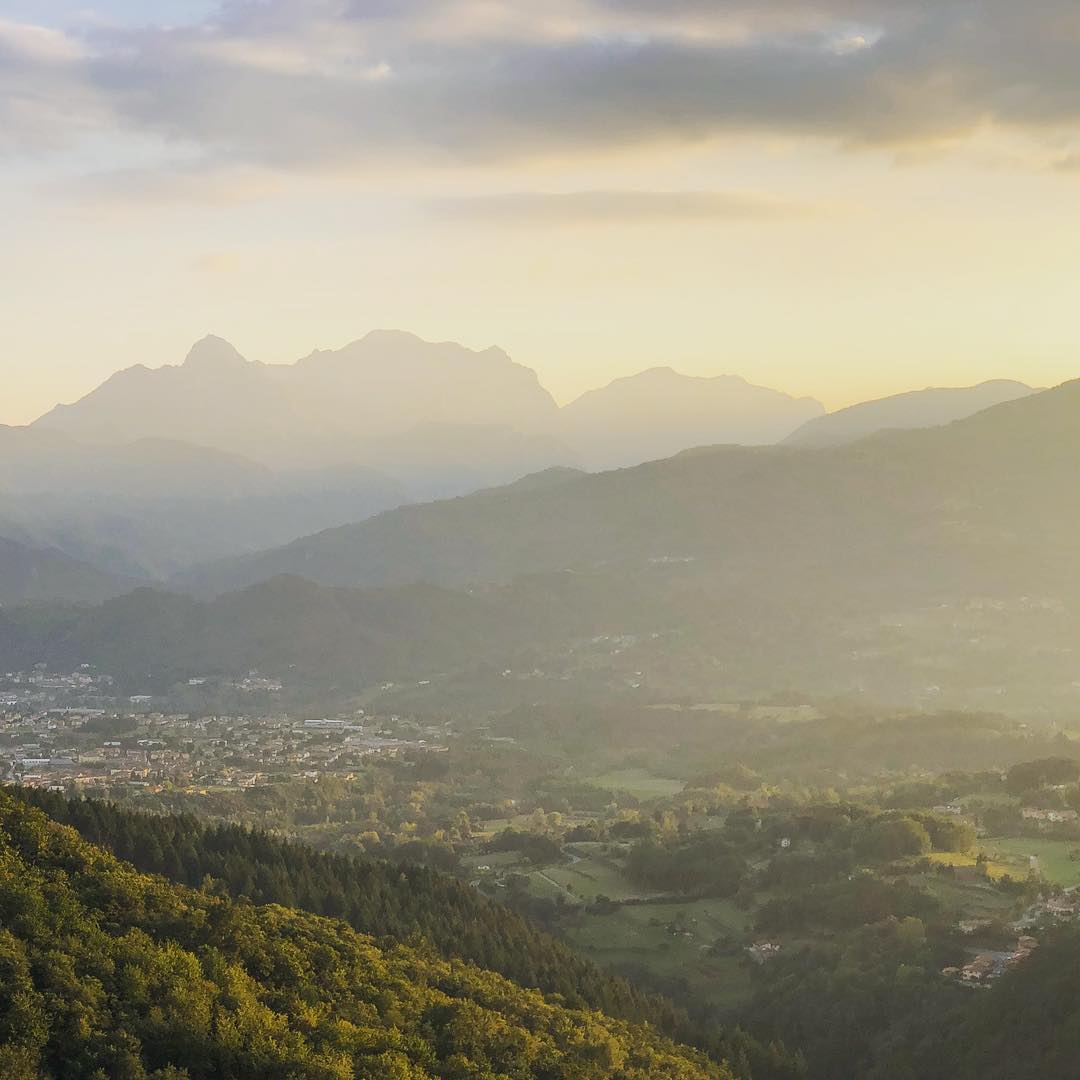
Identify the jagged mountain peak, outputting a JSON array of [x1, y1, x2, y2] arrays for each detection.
[[181, 334, 252, 371]]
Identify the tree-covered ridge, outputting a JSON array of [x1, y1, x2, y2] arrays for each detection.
[[6, 787, 677, 1024], [0, 789, 735, 1079]]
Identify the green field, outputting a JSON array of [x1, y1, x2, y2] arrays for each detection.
[[913, 873, 1017, 918], [979, 837, 1080, 887], [513, 841, 759, 1008], [581, 769, 686, 800], [525, 871, 577, 903], [460, 851, 525, 873], [563, 898, 755, 1009], [535, 850, 643, 901], [925, 838, 1080, 888]]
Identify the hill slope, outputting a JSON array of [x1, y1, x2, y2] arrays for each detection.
[[0, 424, 407, 579], [0, 425, 273, 498], [783, 379, 1036, 448], [0, 534, 134, 606], [12, 786, 801, 1077], [0, 571, 662, 689], [0, 788, 735, 1078], [180, 377, 1080, 599]]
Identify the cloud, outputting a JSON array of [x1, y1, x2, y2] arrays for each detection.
[[431, 189, 822, 224], [50, 161, 285, 209], [3, 0, 1080, 177], [0, 18, 100, 152]]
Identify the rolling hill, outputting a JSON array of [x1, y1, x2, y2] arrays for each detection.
[[0, 424, 407, 580], [0, 425, 272, 497], [0, 535, 134, 607]]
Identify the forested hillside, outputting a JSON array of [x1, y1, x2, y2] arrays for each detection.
[[0, 574, 622, 688], [0, 789, 740, 1079], [7, 788, 676, 1021], [908, 928, 1080, 1080], [8, 787, 801, 1079]]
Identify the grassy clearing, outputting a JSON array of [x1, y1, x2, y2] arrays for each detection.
[[913, 873, 1016, 918], [581, 769, 685, 800], [525, 871, 578, 903], [516, 845, 758, 1008], [959, 792, 1019, 809], [460, 851, 525, 872], [979, 837, 1080, 887], [924, 851, 1014, 881], [563, 898, 755, 1009], [539, 853, 643, 901], [473, 814, 539, 837]]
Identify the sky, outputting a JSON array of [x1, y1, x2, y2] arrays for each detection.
[[3, 0, 1080, 425]]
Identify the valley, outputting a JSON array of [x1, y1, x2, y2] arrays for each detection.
[[8, 2, 1080, 1074]]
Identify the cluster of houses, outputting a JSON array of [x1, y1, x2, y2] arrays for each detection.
[[1017, 891, 1080, 925], [943, 936, 1039, 986], [226, 673, 284, 694], [2, 701, 453, 797], [1, 666, 114, 709], [1020, 807, 1079, 825], [746, 942, 782, 964]]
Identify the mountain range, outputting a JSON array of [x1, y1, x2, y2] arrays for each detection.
[[29, 331, 833, 492], [5, 376, 1080, 710], [0, 329, 1046, 619], [33, 332, 570, 480], [28, 333, 1040, 484], [177, 378, 1074, 599]]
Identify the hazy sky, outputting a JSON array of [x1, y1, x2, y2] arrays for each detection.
[[4, 0, 1080, 425]]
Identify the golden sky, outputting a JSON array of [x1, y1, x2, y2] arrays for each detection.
[[3, 0, 1080, 424]]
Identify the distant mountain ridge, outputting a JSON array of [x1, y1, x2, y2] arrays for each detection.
[[9, 380, 1080, 707], [8, 331, 1060, 605], [560, 366, 824, 469], [179, 378, 1080, 600], [31, 331, 830, 481], [783, 379, 1037, 448], [33, 331, 567, 476]]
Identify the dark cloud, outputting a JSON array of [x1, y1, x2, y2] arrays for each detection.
[[3, 0, 1080, 170]]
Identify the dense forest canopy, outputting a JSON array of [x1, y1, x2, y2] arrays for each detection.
[[0, 789, 741, 1079]]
